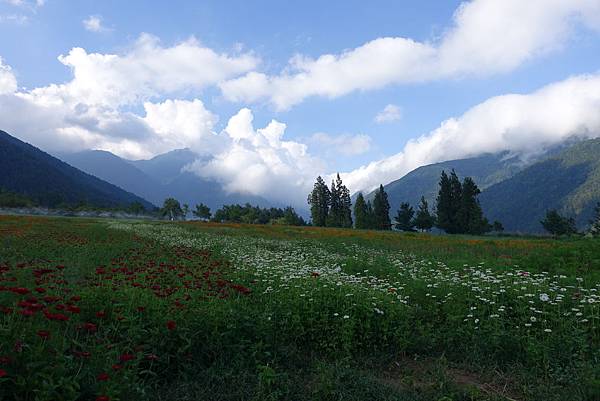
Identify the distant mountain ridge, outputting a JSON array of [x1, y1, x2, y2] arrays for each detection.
[[370, 138, 600, 233], [59, 148, 273, 212], [0, 130, 154, 209]]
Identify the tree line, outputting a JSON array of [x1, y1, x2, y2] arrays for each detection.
[[159, 198, 306, 226], [308, 170, 501, 234]]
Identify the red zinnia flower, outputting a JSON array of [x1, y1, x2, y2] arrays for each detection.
[[111, 364, 122, 371], [96, 311, 106, 318], [37, 330, 50, 339], [96, 396, 110, 401], [119, 354, 135, 362], [97, 372, 109, 381], [166, 320, 176, 331], [0, 368, 7, 378]]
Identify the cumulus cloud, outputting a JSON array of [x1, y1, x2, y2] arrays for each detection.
[[186, 109, 324, 206], [0, 57, 17, 94], [34, 33, 259, 108], [343, 73, 600, 195], [375, 104, 402, 124], [310, 132, 372, 156], [220, 0, 600, 110], [83, 15, 109, 33]]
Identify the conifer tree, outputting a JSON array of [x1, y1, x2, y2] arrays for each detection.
[[435, 170, 454, 233], [590, 202, 600, 237], [414, 196, 434, 232], [327, 177, 341, 227], [354, 192, 369, 229], [366, 200, 375, 229], [372, 184, 391, 230], [307, 176, 330, 227], [394, 202, 416, 231], [337, 174, 353, 228], [458, 177, 488, 235]]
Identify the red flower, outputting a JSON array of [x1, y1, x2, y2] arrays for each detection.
[[111, 364, 122, 371], [97, 372, 109, 381], [82, 322, 97, 332], [35, 287, 46, 293], [119, 354, 135, 362], [37, 330, 51, 339], [166, 320, 176, 331], [0, 356, 10, 364], [12, 287, 30, 295], [96, 396, 110, 401], [0, 369, 7, 378], [66, 305, 80, 313], [146, 353, 159, 361], [137, 306, 145, 312], [96, 311, 106, 318]]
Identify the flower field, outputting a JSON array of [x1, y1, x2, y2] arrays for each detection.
[[1, 215, 599, 400]]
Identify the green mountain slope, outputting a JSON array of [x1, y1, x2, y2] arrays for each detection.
[[0, 130, 154, 209], [364, 152, 524, 217], [480, 138, 600, 233]]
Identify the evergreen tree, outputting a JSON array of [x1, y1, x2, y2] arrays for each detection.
[[435, 170, 454, 233], [193, 203, 211, 220], [394, 202, 416, 231], [492, 220, 504, 233], [338, 175, 353, 228], [372, 184, 391, 230], [366, 200, 376, 229], [590, 202, 600, 237], [541, 209, 577, 236], [414, 196, 434, 232], [307, 176, 330, 227], [161, 198, 184, 221], [327, 178, 341, 227], [458, 177, 489, 235], [354, 192, 369, 229], [127, 201, 145, 215]]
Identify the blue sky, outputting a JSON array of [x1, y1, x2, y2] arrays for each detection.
[[1, 0, 600, 205]]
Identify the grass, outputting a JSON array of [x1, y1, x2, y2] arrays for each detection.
[[0, 215, 599, 401]]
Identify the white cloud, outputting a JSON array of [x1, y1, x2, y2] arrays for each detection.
[[186, 108, 324, 206], [0, 57, 17, 94], [375, 104, 402, 124], [343, 73, 600, 195], [220, 0, 600, 110], [32, 33, 259, 108], [310, 132, 372, 156], [83, 15, 109, 33]]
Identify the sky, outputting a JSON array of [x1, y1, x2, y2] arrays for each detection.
[[1, 0, 600, 207]]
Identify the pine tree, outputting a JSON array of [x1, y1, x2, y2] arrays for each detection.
[[414, 196, 434, 232], [435, 170, 454, 233], [327, 177, 341, 227], [338, 175, 353, 228], [458, 177, 488, 235], [394, 202, 416, 231], [372, 184, 391, 230], [590, 202, 600, 237], [354, 192, 369, 229], [307, 176, 330, 227], [366, 200, 375, 229]]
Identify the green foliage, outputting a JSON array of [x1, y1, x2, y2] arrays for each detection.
[[393, 202, 415, 232], [193, 203, 212, 220], [372, 185, 391, 230], [161, 197, 184, 221], [326, 174, 353, 228], [541, 209, 577, 236], [353, 193, 369, 229], [414, 196, 435, 232], [436, 171, 493, 235], [308, 176, 330, 227], [0, 188, 36, 208], [212, 203, 305, 226], [127, 201, 146, 215]]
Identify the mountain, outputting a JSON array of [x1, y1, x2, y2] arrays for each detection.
[[0, 130, 154, 210], [60, 148, 272, 211], [364, 152, 525, 217], [480, 138, 600, 233]]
